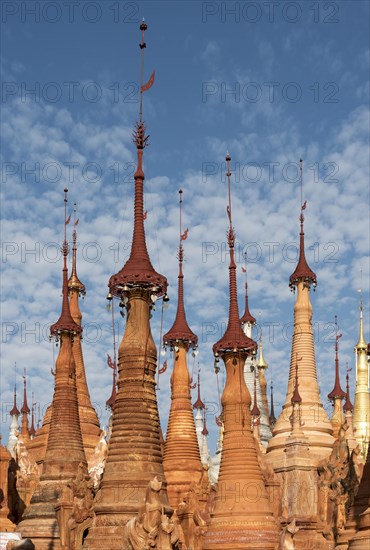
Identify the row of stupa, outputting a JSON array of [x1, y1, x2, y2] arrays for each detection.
[[1, 19, 369, 550]]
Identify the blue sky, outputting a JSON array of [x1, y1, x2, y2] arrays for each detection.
[[1, 1, 369, 452]]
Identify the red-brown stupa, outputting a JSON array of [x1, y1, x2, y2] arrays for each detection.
[[203, 152, 279, 549], [83, 20, 170, 549], [163, 190, 203, 508]]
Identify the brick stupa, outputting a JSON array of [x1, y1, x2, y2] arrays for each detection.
[[67, 203, 101, 465], [163, 189, 203, 507], [17, 188, 87, 549], [83, 20, 169, 549], [203, 152, 279, 550]]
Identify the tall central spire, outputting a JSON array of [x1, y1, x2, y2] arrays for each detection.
[[109, 21, 167, 299], [84, 22, 170, 549], [163, 190, 202, 513], [204, 152, 278, 550]]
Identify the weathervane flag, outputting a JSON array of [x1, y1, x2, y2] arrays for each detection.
[[141, 70, 155, 93]]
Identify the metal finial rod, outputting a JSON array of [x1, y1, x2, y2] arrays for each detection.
[[72, 202, 78, 247], [226, 153, 233, 231], [139, 19, 148, 122], [243, 251, 248, 287], [300, 159, 303, 209], [64, 188, 68, 246], [179, 189, 183, 242]]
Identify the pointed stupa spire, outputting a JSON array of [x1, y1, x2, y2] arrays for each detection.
[[21, 369, 30, 414], [257, 331, 268, 369], [10, 382, 19, 417], [108, 20, 167, 299], [204, 153, 278, 549], [50, 189, 82, 339], [193, 368, 205, 410], [202, 408, 209, 436], [328, 318, 346, 401], [8, 366, 20, 457], [64, 200, 101, 464], [343, 363, 357, 452], [29, 395, 36, 437], [289, 355, 304, 436], [291, 354, 302, 404], [213, 152, 257, 356], [163, 190, 197, 348], [344, 366, 354, 412], [269, 381, 276, 427], [289, 160, 317, 290], [20, 370, 30, 442], [68, 202, 85, 295], [355, 288, 367, 351], [251, 368, 260, 417], [240, 256, 256, 326]]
